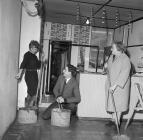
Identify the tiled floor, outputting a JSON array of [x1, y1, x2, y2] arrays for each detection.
[[3, 109, 143, 140]]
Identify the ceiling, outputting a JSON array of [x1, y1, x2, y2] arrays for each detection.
[[41, 0, 143, 29]]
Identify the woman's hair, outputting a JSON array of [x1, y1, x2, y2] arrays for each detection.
[[29, 40, 40, 50], [113, 41, 127, 53], [67, 64, 77, 78]]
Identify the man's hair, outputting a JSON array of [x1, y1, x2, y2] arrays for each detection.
[[67, 64, 77, 78], [29, 40, 40, 50]]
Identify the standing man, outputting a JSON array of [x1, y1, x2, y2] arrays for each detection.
[[42, 64, 81, 120]]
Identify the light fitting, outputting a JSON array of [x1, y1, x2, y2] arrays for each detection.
[[21, 0, 44, 18], [21, 0, 38, 16], [86, 18, 90, 25]]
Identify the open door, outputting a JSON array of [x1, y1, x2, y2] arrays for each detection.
[[46, 40, 72, 95]]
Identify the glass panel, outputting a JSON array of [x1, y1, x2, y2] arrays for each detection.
[[70, 31, 113, 74], [77, 46, 85, 71], [89, 47, 98, 69], [71, 45, 99, 73], [97, 50, 104, 73]]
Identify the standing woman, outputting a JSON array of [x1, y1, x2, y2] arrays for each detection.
[[105, 41, 131, 126], [16, 40, 44, 107]]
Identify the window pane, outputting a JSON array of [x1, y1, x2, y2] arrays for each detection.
[[71, 46, 98, 73], [89, 47, 98, 69]]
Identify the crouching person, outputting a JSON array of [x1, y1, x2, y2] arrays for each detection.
[[42, 64, 81, 120]]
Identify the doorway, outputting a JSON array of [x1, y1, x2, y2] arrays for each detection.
[[46, 40, 72, 95]]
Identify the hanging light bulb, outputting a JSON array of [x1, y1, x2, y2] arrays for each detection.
[[115, 9, 120, 27], [86, 17, 90, 25], [101, 8, 106, 24], [76, 3, 80, 25]]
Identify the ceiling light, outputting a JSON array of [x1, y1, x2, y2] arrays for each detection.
[[86, 18, 90, 25]]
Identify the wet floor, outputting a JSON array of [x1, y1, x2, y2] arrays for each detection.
[[39, 117, 143, 140], [3, 110, 143, 140]]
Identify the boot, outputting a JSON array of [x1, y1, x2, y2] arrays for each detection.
[[29, 96, 36, 107], [25, 95, 31, 107]]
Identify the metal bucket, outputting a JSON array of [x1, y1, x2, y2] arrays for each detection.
[[51, 108, 71, 127], [17, 107, 37, 124]]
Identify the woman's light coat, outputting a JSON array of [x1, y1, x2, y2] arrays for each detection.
[[105, 53, 131, 112]]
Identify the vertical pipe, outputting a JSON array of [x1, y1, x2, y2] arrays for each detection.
[[43, 63, 48, 95], [47, 41, 52, 92], [96, 46, 99, 72], [17, 2, 23, 109]]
